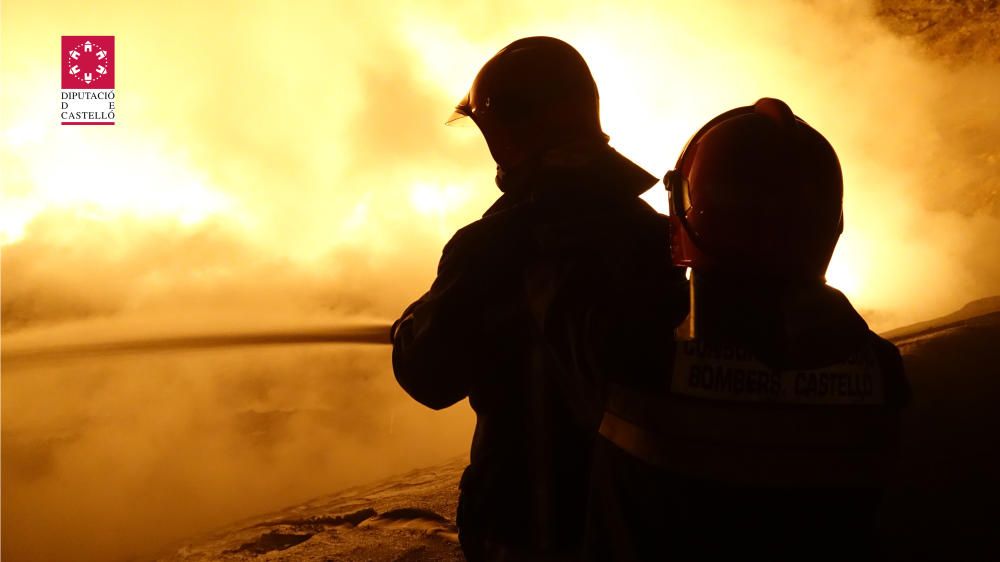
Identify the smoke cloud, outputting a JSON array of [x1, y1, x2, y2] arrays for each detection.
[[2, 0, 998, 560]]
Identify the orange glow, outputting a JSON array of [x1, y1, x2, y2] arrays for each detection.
[[2, 2, 998, 561], [3, 2, 994, 324]]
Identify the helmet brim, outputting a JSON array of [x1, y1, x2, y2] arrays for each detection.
[[445, 92, 476, 127], [445, 110, 476, 127]]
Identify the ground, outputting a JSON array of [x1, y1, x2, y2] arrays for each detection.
[[158, 457, 466, 562]]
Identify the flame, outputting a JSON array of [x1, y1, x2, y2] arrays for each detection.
[[826, 246, 864, 299], [1, 89, 234, 243], [2, 0, 994, 330], [409, 182, 470, 217]]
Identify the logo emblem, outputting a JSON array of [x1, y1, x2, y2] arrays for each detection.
[[62, 36, 114, 89], [61, 36, 116, 125]]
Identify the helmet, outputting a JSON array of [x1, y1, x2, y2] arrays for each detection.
[[446, 36, 603, 140], [665, 98, 843, 280]]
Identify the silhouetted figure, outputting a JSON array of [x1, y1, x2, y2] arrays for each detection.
[[586, 99, 911, 561], [390, 37, 688, 561]]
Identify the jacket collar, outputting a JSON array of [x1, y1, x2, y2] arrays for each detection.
[[484, 141, 657, 217]]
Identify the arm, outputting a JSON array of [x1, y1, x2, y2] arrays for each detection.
[[391, 218, 528, 410]]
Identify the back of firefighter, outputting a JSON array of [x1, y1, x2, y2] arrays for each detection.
[[585, 98, 911, 561], [390, 37, 689, 560]]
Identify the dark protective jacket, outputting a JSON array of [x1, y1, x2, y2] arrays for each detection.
[[391, 143, 689, 560], [586, 280, 912, 562]]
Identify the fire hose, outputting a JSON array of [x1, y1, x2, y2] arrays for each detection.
[[2, 323, 393, 368]]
